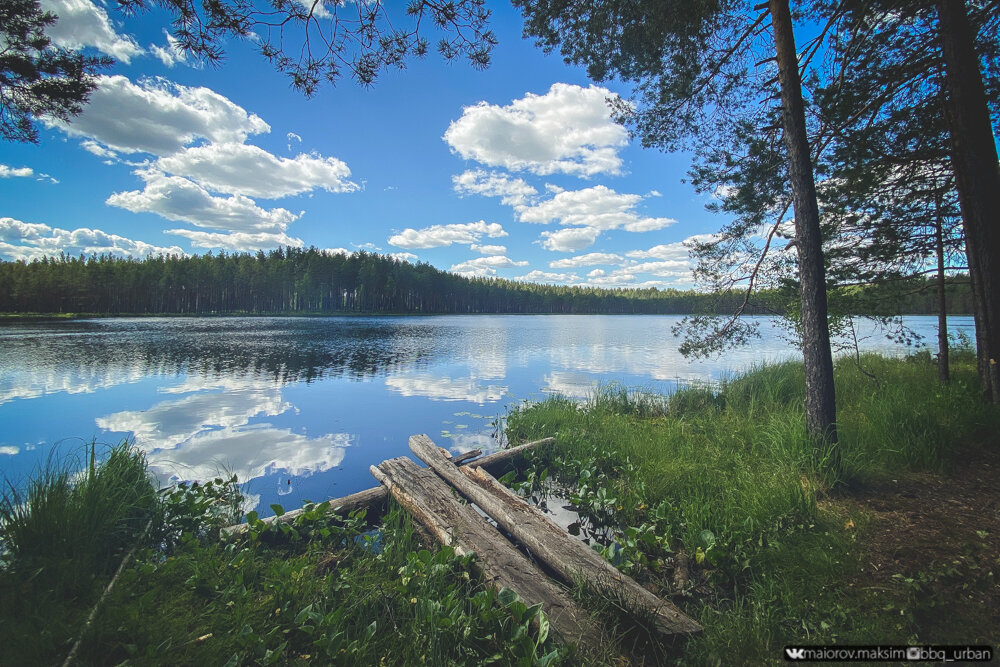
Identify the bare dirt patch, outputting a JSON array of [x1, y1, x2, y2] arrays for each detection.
[[832, 446, 1000, 640]]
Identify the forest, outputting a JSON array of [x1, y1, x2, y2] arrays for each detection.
[[0, 247, 974, 317]]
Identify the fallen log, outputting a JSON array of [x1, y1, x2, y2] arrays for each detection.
[[470, 436, 555, 476], [448, 448, 482, 465], [221, 436, 555, 537], [370, 456, 599, 650], [221, 486, 387, 538], [409, 434, 702, 637]]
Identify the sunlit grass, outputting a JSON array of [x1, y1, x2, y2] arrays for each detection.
[[505, 349, 1000, 663]]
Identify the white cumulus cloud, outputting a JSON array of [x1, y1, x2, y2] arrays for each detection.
[[154, 143, 358, 198], [42, 0, 143, 62], [449, 255, 528, 277], [388, 221, 507, 250], [470, 243, 507, 255], [293, 0, 332, 19], [149, 31, 187, 67], [625, 260, 692, 275], [444, 83, 627, 177], [80, 140, 118, 159], [46, 75, 270, 156], [0, 164, 34, 178], [517, 185, 675, 232], [323, 247, 353, 257], [107, 170, 300, 233], [625, 237, 711, 261], [539, 227, 601, 252], [0, 218, 51, 242], [514, 270, 579, 284], [43, 74, 360, 244], [452, 169, 537, 206], [165, 229, 305, 252], [0, 216, 184, 261], [587, 272, 639, 287], [548, 252, 623, 268], [576, 235, 706, 287]]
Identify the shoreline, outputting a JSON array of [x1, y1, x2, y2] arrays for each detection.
[[0, 310, 977, 321]]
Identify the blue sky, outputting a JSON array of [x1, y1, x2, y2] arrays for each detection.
[[0, 0, 733, 289]]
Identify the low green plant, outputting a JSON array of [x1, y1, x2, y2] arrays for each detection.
[[77, 500, 570, 666], [159, 475, 244, 550], [1, 442, 574, 666]]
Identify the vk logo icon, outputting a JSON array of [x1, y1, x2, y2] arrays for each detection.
[[785, 647, 807, 660]]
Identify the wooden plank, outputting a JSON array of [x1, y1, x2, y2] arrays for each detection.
[[370, 457, 599, 649], [409, 434, 702, 636], [221, 436, 555, 537]]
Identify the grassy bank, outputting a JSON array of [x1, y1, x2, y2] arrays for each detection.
[[0, 447, 570, 666], [505, 350, 1000, 662], [1, 352, 997, 665]]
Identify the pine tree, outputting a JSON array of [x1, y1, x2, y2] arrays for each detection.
[[0, 0, 110, 142]]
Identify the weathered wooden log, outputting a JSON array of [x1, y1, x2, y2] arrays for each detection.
[[370, 456, 599, 650], [449, 448, 483, 465], [409, 434, 702, 637], [221, 486, 387, 538], [473, 437, 554, 476], [221, 437, 555, 537]]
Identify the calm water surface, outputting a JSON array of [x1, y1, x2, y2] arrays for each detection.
[[0, 315, 973, 516]]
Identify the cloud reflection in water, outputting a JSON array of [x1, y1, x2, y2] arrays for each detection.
[[385, 374, 507, 403], [96, 377, 352, 510]]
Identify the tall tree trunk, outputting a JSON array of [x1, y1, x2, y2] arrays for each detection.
[[934, 187, 949, 384], [770, 0, 839, 453], [936, 0, 1000, 402]]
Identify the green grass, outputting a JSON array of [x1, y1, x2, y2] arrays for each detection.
[[75, 505, 570, 666], [504, 350, 1000, 663], [0, 442, 161, 664], [0, 441, 160, 586], [0, 449, 571, 666]]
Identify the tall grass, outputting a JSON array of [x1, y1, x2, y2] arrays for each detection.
[[509, 352, 996, 545], [0, 441, 159, 593], [0, 442, 162, 665]]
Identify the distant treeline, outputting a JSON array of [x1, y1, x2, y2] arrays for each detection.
[[0, 247, 973, 316]]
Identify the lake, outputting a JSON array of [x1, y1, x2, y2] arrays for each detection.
[[0, 315, 973, 516]]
